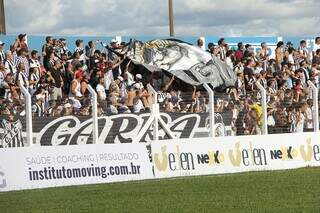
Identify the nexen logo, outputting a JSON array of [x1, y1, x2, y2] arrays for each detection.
[[0, 168, 7, 188]]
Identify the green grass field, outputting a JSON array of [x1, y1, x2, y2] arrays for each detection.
[[0, 167, 320, 213]]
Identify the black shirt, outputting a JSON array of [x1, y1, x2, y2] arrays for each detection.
[[243, 66, 254, 90], [49, 68, 62, 88]]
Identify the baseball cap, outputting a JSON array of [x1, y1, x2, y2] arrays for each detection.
[[75, 71, 83, 79], [136, 74, 142, 79], [286, 41, 293, 46], [117, 76, 124, 81], [0, 41, 4, 45], [18, 34, 27, 40], [64, 103, 72, 108], [111, 39, 117, 43], [133, 83, 142, 90]]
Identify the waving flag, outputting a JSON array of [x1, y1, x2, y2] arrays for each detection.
[[125, 39, 236, 87]]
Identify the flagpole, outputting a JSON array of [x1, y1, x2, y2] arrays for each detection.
[[0, 0, 5, 34], [168, 0, 174, 37]]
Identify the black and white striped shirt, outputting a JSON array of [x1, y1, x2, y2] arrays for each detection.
[[32, 103, 45, 117], [4, 60, 17, 75], [0, 50, 5, 64], [15, 71, 28, 87]]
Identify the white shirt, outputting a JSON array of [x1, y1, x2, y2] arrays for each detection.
[[16, 71, 29, 87], [313, 43, 320, 52], [254, 67, 263, 74], [306, 107, 313, 129], [75, 47, 86, 63], [226, 57, 233, 69], [108, 105, 118, 114], [133, 99, 145, 113], [96, 84, 107, 101], [125, 71, 134, 87], [296, 113, 305, 133], [29, 59, 41, 69], [104, 69, 114, 91], [288, 54, 294, 64], [69, 80, 82, 98], [219, 46, 226, 60]]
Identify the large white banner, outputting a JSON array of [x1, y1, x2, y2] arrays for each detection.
[[152, 133, 320, 178], [0, 144, 153, 191]]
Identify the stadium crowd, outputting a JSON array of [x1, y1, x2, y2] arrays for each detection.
[[0, 34, 320, 135]]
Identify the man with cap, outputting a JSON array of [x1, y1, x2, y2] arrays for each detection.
[[108, 38, 123, 79], [285, 41, 293, 51], [135, 74, 144, 89], [0, 41, 5, 64], [32, 94, 45, 117], [106, 39, 118, 62]]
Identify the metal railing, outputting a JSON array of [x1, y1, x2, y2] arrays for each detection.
[[308, 80, 319, 132], [4, 81, 320, 147], [87, 85, 98, 144], [133, 84, 176, 143], [19, 83, 33, 146]]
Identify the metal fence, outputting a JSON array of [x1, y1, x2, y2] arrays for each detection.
[[7, 81, 320, 146]]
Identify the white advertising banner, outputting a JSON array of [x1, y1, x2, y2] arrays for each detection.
[[0, 144, 153, 192], [152, 132, 320, 178]]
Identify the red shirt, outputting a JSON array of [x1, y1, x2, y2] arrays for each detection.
[[235, 50, 244, 61]]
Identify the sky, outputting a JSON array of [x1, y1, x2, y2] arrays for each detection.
[[4, 0, 320, 36]]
